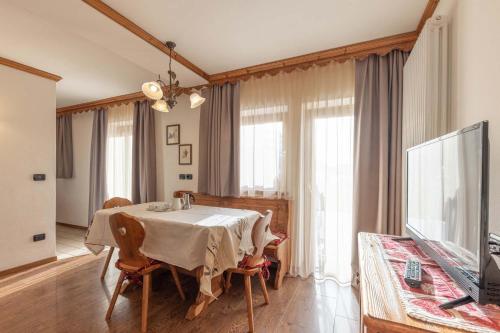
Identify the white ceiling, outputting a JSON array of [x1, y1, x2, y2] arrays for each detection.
[[0, 0, 427, 108], [104, 0, 428, 73]]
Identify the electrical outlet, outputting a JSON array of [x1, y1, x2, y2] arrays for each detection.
[[179, 174, 186, 180], [33, 174, 46, 181], [33, 233, 46, 242], [186, 174, 193, 180]]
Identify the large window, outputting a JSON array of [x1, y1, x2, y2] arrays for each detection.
[[239, 61, 355, 283], [106, 105, 133, 200]]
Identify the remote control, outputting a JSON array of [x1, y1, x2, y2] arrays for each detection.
[[404, 258, 422, 288]]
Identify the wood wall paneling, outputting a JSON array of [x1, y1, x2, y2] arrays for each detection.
[[191, 193, 290, 235]]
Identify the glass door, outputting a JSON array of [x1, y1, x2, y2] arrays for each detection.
[[312, 115, 354, 285]]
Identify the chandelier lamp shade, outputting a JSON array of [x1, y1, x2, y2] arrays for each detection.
[[141, 41, 205, 112], [141, 81, 163, 100], [189, 92, 206, 109]]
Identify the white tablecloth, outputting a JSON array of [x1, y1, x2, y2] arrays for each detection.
[[85, 203, 261, 296]]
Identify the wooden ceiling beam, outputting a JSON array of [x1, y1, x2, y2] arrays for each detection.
[[82, 0, 210, 81], [0, 56, 62, 82], [208, 31, 417, 84], [417, 0, 440, 34]]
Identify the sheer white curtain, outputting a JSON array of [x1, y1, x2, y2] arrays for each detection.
[[240, 61, 355, 284], [106, 104, 133, 200]]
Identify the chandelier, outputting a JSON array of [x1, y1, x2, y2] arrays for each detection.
[[141, 41, 205, 112]]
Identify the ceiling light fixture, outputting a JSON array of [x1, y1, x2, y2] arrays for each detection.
[[189, 91, 206, 109], [141, 41, 205, 112]]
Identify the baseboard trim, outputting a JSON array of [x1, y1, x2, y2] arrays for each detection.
[[0, 256, 58, 278], [56, 222, 88, 230]]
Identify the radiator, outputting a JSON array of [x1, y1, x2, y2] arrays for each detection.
[[402, 16, 450, 231], [402, 15, 450, 152]]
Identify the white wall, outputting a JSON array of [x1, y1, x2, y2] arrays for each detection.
[[435, 0, 500, 233], [156, 95, 201, 201], [0, 65, 56, 271], [56, 111, 93, 227], [56, 95, 201, 227]]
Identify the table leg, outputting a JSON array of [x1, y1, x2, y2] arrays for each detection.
[[185, 269, 224, 320]]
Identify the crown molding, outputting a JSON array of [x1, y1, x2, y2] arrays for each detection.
[[208, 31, 417, 84], [0, 56, 62, 82], [56, 91, 145, 115], [56, 85, 207, 115], [82, 0, 209, 81], [58, 0, 438, 115], [56, 31, 416, 115]]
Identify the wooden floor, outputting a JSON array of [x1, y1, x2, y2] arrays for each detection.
[[0, 251, 360, 333], [56, 224, 91, 259]]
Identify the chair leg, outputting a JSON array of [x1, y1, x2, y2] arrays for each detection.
[[106, 271, 125, 320], [243, 274, 255, 333], [101, 247, 115, 280], [258, 271, 270, 305], [225, 271, 233, 291], [141, 273, 151, 333], [168, 264, 185, 301]]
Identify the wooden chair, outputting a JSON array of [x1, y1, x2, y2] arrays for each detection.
[[100, 197, 133, 280], [225, 210, 273, 333], [105, 212, 185, 332]]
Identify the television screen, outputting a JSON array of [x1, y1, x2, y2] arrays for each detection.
[[407, 125, 483, 284]]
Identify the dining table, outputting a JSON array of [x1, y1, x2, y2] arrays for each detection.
[[85, 202, 263, 319]]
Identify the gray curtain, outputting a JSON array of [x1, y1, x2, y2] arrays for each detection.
[[132, 100, 157, 204], [198, 82, 240, 197], [352, 50, 409, 273], [88, 108, 108, 225], [56, 114, 73, 178]]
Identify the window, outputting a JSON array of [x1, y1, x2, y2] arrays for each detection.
[[240, 105, 286, 197], [106, 105, 133, 200], [240, 121, 283, 197]]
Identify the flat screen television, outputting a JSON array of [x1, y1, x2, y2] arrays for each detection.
[[406, 121, 500, 308]]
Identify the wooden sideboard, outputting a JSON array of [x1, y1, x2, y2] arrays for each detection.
[[358, 232, 469, 333]]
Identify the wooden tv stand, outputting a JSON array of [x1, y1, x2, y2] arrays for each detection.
[[358, 232, 467, 333]]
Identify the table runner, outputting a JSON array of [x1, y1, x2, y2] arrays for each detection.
[[85, 204, 261, 296], [374, 234, 500, 333]]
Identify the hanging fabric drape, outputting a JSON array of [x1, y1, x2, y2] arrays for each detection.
[[241, 61, 355, 284], [106, 104, 134, 200], [198, 82, 240, 197], [56, 114, 73, 179], [351, 50, 409, 280], [132, 100, 157, 204], [88, 107, 108, 225]]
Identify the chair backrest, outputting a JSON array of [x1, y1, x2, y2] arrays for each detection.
[[173, 190, 194, 199], [251, 210, 273, 260], [103, 197, 133, 209], [109, 212, 150, 269]]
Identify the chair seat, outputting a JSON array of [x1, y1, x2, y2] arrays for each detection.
[[115, 259, 162, 274], [227, 255, 272, 278]]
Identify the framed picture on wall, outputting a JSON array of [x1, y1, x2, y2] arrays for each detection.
[[179, 144, 192, 165], [166, 124, 180, 145]]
